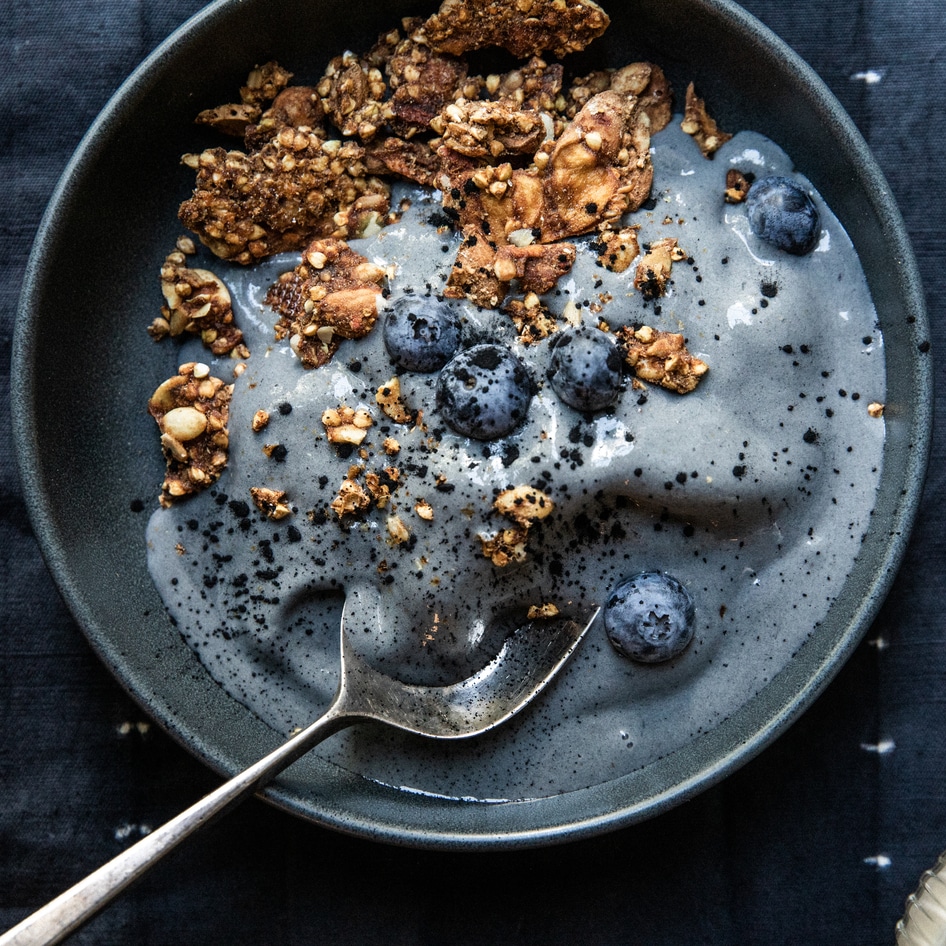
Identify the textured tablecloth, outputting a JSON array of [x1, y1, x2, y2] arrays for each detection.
[[2, 1, 944, 943]]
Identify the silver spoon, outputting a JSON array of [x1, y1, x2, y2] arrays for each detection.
[[1, 604, 598, 946]]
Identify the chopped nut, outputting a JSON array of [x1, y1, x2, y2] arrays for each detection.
[[617, 324, 709, 394], [494, 484, 555, 526], [376, 376, 418, 425], [868, 402, 885, 418], [252, 409, 270, 432], [595, 225, 640, 273], [480, 485, 554, 566], [504, 292, 559, 344], [330, 475, 371, 518], [634, 237, 686, 300], [681, 82, 732, 158], [250, 486, 293, 519], [539, 91, 653, 243], [319, 52, 390, 140], [244, 86, 326, 149], [493, 242, 577, 295], [415, 499, 435, 521], [527, 602, 561, 620], [382, 436, 401, 454], [386, 30, 470, 137], [478, 527, 531, 567], [387, 514, 412, 544], [149, 363, 232, 507], [322, 405, 374, 445], [162, 406, 208, 442]]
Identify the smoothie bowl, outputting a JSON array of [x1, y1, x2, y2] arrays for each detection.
[[13, 0, 930, 848]]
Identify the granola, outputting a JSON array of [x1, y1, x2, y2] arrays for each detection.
[[417, 0, 610, 58], [616, 324, 709, 394], [633, 237, 687, 300], [178, 130, 391, 264], [265, 237, 387, 368], [151, 242, 249, 358], [148, 362, 232, 507], [478, 484, 554, 566]]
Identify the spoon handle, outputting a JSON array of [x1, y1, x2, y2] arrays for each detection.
[[0, 708, 349, 946]]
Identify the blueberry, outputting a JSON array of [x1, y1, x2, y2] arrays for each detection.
[[745, 176, 821, 255], [437, 343, 533, 440], [547, 325, 624, 412], [605, 571, 695, 663], [383, 296, 461, 372]]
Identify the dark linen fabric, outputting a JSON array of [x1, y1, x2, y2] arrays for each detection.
[[2, 1, 944, 943]]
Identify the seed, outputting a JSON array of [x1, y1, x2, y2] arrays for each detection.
[[162, 406, 208, 442], [585, 130, 603, 151], [192, 362, 211, 379]]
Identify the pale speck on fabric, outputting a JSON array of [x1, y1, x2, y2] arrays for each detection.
[[850, 68, 887, 84], [864, 855, 893, 869], [860, 739, 896, 754]]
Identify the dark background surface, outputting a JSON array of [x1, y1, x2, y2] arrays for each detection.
[[2, 1, 943, 943]]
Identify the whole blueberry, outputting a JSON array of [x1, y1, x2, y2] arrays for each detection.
[[383, 296, 462, 372], [605, 571, 695, 663], [745, 176, 821, 255], [547, 325, 624, 412], [437, 344, 533, 440]]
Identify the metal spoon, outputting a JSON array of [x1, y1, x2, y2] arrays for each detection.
[[1, 604, 597, 946]]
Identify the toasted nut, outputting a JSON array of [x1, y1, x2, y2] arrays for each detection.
[[494, 485, 555, 525], [162, 406, 208, 442], [527, 602, 561, 620]]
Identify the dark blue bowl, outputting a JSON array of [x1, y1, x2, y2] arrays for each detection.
[[13, 0, 930, 848]]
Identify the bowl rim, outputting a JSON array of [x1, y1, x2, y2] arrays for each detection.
[[12, 0, 932, 849]]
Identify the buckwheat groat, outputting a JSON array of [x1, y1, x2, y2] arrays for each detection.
[[148, 363, 232, 507]]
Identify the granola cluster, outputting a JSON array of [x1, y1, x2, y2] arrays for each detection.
[[148, 363, 233, 507], [616, 324, 709, 394], [150, 239, 250, 358], [479, 484, 555, 566], [265, 238, 387, 368]]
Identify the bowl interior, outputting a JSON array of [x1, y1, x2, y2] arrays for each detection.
[[13, 0, 929, 847]]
